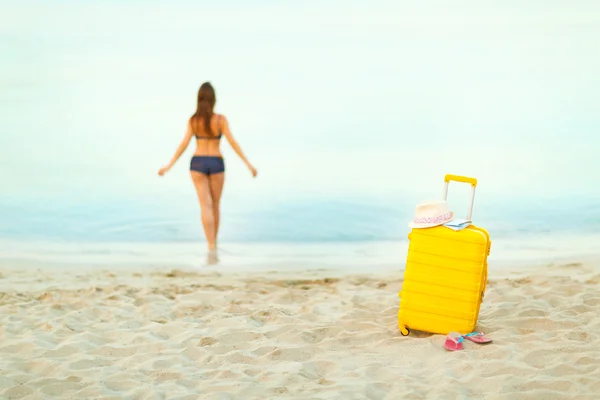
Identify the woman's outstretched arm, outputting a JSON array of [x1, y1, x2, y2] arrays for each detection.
[[158, 121, 193, 176], [221, 115, 257, 177]]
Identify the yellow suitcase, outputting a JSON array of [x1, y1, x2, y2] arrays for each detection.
[[398, 174, 491, 336]]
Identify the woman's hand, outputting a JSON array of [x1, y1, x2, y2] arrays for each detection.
[[249, 164, 258, 178], [158, 165, 171, 176]]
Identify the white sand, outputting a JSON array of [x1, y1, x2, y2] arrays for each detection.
[[1, 261, 599, 399]]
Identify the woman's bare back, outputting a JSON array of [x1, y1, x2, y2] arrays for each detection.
[[191, 114, 224, 157]]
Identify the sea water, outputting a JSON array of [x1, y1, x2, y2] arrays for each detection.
[[2, 195, 599, 272]]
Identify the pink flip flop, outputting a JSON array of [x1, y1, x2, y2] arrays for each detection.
[[463, 332, 493, 344], [444, 332, 464, 351]]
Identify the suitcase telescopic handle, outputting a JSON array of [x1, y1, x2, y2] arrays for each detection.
[[443, 174, 477, 220]]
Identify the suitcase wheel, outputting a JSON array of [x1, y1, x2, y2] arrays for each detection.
[[400, 326, 410, 336]]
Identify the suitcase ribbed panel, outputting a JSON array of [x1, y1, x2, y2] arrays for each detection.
[[398, 225, 490, 335]]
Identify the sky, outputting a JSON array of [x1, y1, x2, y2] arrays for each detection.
[[1, 0, 600, 215]]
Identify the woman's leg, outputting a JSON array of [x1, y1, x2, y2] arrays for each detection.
[[208, 172, 225, 244], [190, 171, 217, 250]]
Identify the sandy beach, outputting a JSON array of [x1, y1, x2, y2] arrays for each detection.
[[1, 261, 599, 400]]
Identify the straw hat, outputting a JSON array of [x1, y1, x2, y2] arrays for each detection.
[[408, 200, 455, 229]]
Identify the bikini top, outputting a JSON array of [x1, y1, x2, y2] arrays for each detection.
[[195, 133, 222, 140]]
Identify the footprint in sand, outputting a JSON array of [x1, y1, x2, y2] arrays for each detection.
[[94, 345, 138, 358], [298, 360, 336, 380], [221, 351, 258, 365], [570, 304, 592, 314], [545, 295, 566, 308], [1, 343, 36, 355], [267, 346, 315, 362], [589, 381, 600, 393], [573, 355, 600, 365], [217, 332, 262, 346], [365, 382, 390, 400], [518, 379, 577, 393], [174, 379, 202, 390], [582, 296, 600, 307], [212, 369, 244, 380], [520, 349, 563, 369], [251, 346, 278, 357], [69, 358, 112, 370], [584, 275, 600, 284], [563, 331, 593, 343], [40, 381, 84, 397], [300, 327, 342, 344], [143, 370, 183, 382], [42, 344, 80, 358], [2, 385, 35, 399], [10, 360, 58, 376], [479, 363, 528, 379], [102, 377, 140, 392], [334, 331, 390, 347], [198, 336, 218, 347], [517, 308, 548, 317]]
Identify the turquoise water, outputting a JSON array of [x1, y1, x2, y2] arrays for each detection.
[[2, 195, 600, 244], [1, 193, 600, 270]]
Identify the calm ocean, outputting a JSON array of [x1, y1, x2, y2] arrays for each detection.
[[2, 194, 599, 270]]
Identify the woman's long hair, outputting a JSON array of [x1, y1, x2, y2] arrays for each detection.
[[192, 82, 216, 135]]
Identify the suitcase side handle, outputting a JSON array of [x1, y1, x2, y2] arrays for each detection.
[[443, 174, 477, 220]]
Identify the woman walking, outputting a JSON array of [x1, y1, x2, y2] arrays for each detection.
[[158, 82, 257, 257]]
